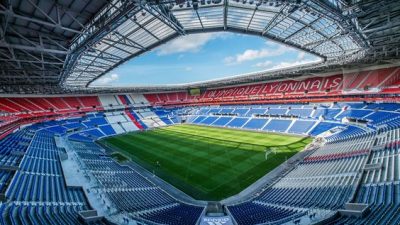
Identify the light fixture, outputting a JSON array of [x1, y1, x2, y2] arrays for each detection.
[[193, 0, 199, 10]]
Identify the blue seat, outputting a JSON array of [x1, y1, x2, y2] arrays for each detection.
[[243, 118, 268, 129], [288, 120, 315, 134], [263, 119, 291, 132]]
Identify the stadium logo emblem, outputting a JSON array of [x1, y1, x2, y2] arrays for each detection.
[[205, 221, 227, 225], [201, 217, 232, 225]]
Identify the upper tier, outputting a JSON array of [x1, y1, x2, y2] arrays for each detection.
[[0, 66, 399, 136], [144, 66, 400, 106]]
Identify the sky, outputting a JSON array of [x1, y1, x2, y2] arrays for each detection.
[[91, 32, 321, 87]]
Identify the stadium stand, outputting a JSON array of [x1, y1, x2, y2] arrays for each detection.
[[70, 141, 204, 225], [0, 99, 395, 224], [0, 96, 399, 225], [0, 0, 399, 224], [144, 67, 400, 106]]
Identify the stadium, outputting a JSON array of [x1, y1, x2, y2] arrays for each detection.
[[0, 0, 399, 224]]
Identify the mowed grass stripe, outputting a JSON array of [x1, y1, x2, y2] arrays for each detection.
[[111, 128, 304, 193], [131, 130, 251, 189], [107, 131, 237, 191], [164, 125, 271, 147], [100, 124, 312, 200], [151, 130, 269, 181], [165, 124, 301, 147], [116, 132, 215, 175], [106, 136, 213, 195]]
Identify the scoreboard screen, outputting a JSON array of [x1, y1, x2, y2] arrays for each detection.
[[189, 88, 201, 96]]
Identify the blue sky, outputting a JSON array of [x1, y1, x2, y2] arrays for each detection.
[[91, 32, 321, 86]]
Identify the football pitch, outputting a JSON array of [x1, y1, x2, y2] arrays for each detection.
[[99, 124, 312, 200]]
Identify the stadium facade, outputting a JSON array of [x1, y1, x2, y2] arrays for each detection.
[[0, 0, 400, 225]]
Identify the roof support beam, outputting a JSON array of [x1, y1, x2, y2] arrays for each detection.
[[145, 4, 186, 35], [0, 4, 83, 34], [246, 5, 258, 31], [26, 0, 58, 25], [85, 52, 122, 62], [102, 38, 142, 50], [261, 3, 291, 35], [113, 31, 147, 51], [195, 10, 204, 29], [0, 41, 68, 55], [100, 40, 135, 56], [61, 0, 140, 84], [285, 17, 320, 40], [76, 61, 112, 68], [0, 58, 63, 65], [223, 0, 228, 30], [306, 0, 369, 48], [130, 17, 161, 41]]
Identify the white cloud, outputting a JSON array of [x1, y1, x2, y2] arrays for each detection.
[[254, 60, 272, 67], [156, 33, 223, 55], [223, 45, 293, 65], [297, 51, 306, 61], [185, 66, 192, 71], [223, 56, 235, 64], [94, 73, 119, 85]]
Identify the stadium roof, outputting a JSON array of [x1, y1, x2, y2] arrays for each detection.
[[0, 0, 400, 94]]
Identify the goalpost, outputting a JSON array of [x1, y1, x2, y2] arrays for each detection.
[[265, 147, 277, 160]]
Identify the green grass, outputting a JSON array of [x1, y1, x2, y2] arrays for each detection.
[[99, 124, 312, 201]]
